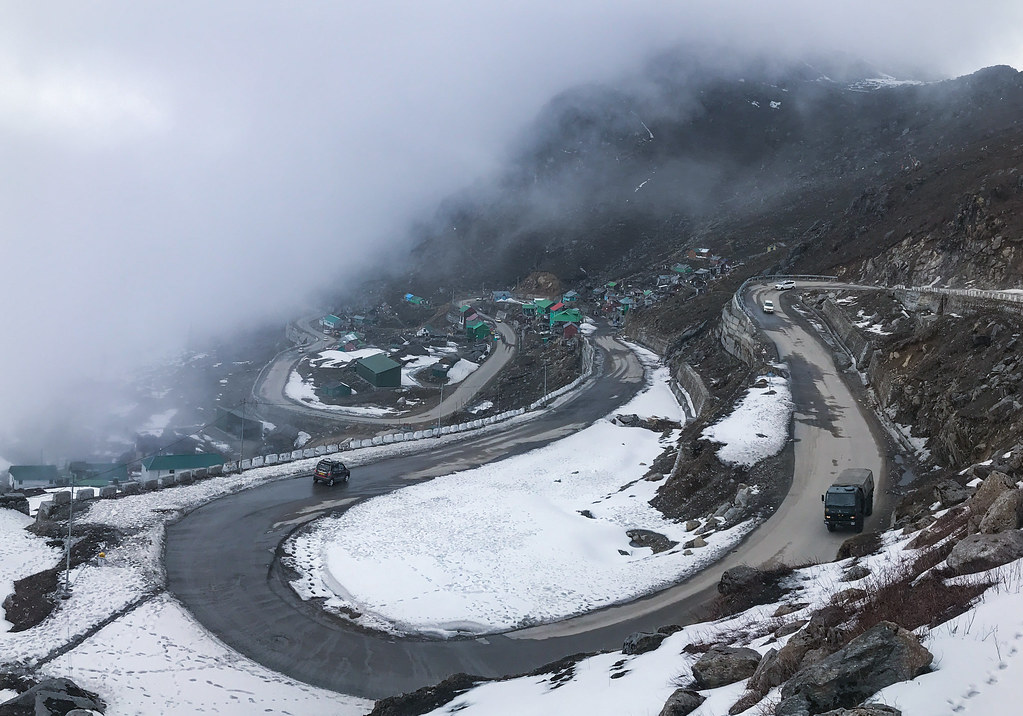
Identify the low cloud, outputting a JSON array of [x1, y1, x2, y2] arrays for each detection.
[[1, 1, 1020, 457]]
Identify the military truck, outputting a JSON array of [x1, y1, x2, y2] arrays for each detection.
[[822, 468, 874, 532]]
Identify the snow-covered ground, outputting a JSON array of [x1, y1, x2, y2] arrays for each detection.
[[445, 358, 479, 383], [701, 367, 792, 467], [284, 371, 396, 416], [283, 350, 754, 636], [0, 510, 61, 632], [417, 517, 1023, 716], [40, 594, 367, 716]]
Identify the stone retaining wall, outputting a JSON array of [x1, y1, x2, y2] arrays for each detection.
[[821, 299, 874, 368]]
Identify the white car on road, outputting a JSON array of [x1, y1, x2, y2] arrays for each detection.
[[762, 299, 775, 314], [775, 280, 796, 290]]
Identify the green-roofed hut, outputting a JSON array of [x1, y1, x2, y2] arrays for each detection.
[[8, 465, 61, 488], [317, 382, 353, 399], [549, 308, 583, 327], [68, 462, 129, 486], [466, 319, 491, 341], [355, 353, 402, 388], [533, 299, 555, 316]]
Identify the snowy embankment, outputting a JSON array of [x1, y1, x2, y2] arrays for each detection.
[[0, 510, 61, 632], [700, 366, 792, 467], [416, 516, 1023, 716], [285, 370, 396, 416], [284, 347, 758, 637]]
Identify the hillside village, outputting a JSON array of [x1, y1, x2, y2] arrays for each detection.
[[2, 244, 732, 495]]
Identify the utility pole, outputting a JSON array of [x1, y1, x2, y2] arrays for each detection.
[[437, 382, 444, 430], [239, 399, 246, 463], [63, 470, 74, 598]]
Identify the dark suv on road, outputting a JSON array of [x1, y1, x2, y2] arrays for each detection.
[[313, 459, 350, 486]]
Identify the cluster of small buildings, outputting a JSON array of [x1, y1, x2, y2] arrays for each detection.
[[520, 296, 584, 339], [446, 303, 493, 342], [319, 312, 377, 336], [593, 248, 733, 321]]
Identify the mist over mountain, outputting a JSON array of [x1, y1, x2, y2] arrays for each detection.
[[400, 53, 1023, 293]]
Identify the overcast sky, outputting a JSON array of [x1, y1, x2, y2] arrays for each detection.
[[2, 1, 1022, 456]]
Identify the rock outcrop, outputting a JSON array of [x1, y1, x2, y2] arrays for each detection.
[[775, 621, 932, 716], [658, 689, 706, 716], [978, 489, 1023, 534], [0, 678, 105, 715], [622, 631, 668, 655], [691, 645, 762, 689], [967, 471, 1015, 531], [946, 530, 1023, 574]]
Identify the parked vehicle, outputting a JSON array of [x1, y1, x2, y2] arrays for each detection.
[[762, 299, 775, 314], [313, 459, 350, 486], [822, 468, 874, 532], [775, 280, 796, 290]]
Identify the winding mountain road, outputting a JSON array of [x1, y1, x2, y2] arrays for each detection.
[[166, 283, 888, 699]]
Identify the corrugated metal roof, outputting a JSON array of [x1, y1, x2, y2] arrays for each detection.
[[356, 353, 401, 374]]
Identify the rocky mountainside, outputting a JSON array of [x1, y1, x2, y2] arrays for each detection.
[[396, 57, 1023, 296]]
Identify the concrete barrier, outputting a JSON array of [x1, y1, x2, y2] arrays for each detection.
[[223, 462, 238, 474], [143, 479, 160, 491], [177, 472, 194, 485], [122, 481, 142, 495], [251, 456, 264, 468], [209, 465, 223, 477], [51, 491, 71, 506], [266, 454, 278, 465], [314, 446, 326, 456], [413, 431, 424, 440], [99, 486, 118, 499], [372, 436, 383, 446], [291, 450, 303, 460], [383, 434, 394, 444], [326, 444, 338, 454], [239, 459, 252, 470], [159, 476, 176, 489], [36, 500, 54, 520], [77, 488, 96, 501], [194, 467, 210, 479], [303, 448, 316, 459]]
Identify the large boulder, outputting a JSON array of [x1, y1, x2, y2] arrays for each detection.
[[819, 707, 902, 716], [692, 645, 762, 689], [775, 622, 932, 716], [751, 606, 846, 692], [946, 530, 1023, 574], [933, 480, 970, 508], [622, 631, 668, 655], [719, 566, 762, 595], [967, 471, 1015, 530], [0, 677, 105, 715], [978, 489, 1023, 534], [836, 533, 881, 560], [658, 689, 706, 716]]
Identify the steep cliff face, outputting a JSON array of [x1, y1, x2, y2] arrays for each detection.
[[805, 289, 1023, 468]]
